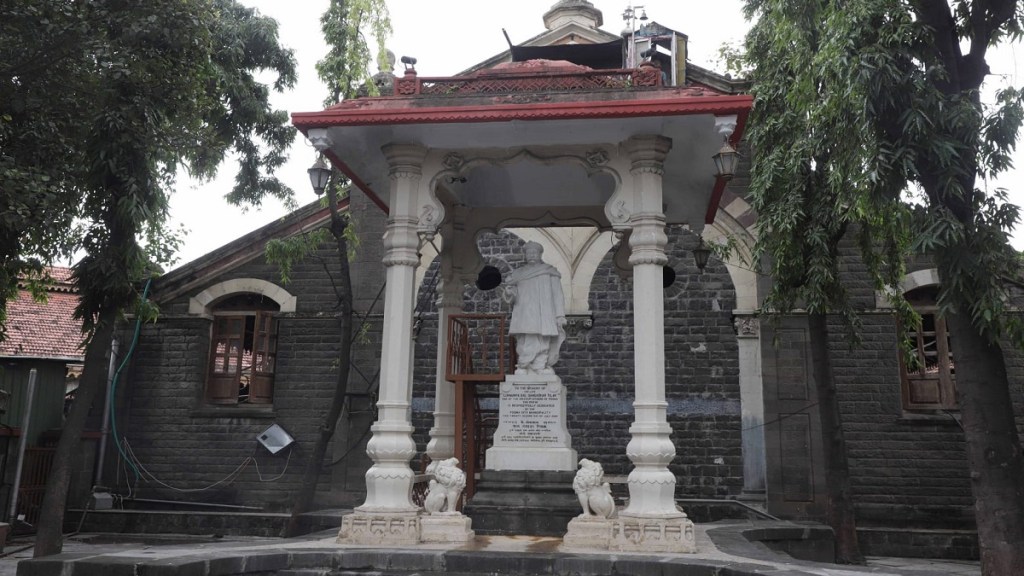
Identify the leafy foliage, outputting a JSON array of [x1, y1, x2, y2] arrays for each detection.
[[744, 0, 1024, 344], [3, 0, 299, 557], [318, 0, 392, 106], [0, 0, 297, 336], [744, 1, 1024, 571], [266, 228, 332, 284]]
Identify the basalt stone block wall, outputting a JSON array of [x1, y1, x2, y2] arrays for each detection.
[[119, 242, 358, 510], [761, 229, 1024, 541], [410, 228, 743, 498]]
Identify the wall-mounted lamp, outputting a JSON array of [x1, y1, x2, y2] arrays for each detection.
[[712, 141, 740, 180], [307, 156, 331, 195], [693, 238, 712, 273]]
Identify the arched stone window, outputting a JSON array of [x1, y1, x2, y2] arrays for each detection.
[[206, 293, 281, 405], [190, 279, 295, 406]]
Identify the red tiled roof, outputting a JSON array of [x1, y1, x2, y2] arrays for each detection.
[[1, 267, 85, 360]]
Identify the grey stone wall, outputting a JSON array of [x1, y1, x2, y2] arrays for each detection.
[[120, 237, 357, 510], [410, 227, 743, 498], [761, 228, 1024, 532]]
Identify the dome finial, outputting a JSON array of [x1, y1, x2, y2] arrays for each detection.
[[543, 0, 603, 30]]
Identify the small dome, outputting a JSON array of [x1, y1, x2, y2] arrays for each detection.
[[543, 0, 603, 30]]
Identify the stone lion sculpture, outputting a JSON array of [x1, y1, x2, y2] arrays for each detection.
[[572, 458, 617, 519], [424, 457, 466, 514]]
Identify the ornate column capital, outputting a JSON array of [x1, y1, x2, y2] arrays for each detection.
[[382, 143, 428, 179], [623, 135, 672, 174]]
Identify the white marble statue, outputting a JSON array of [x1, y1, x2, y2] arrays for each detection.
[[424, 457, 466, 514], [502, 241, 567, 374], [572, 458, 617, 519]]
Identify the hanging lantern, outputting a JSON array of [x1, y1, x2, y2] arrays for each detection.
[[307, 156, 332, 195]]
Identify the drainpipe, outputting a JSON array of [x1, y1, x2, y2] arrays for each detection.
[[8, 368, 37, 523], [94, 339, 118, 488]]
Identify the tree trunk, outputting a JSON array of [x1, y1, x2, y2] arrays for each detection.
[[807, 312, 863, 564], [945, 312, 1024, 575], [33, 309, 116, 557], [281, 189, 354, 538]]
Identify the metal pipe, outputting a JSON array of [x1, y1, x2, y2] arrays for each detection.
[[94, 339, 119, 487], [119, 497, 263, 511], [8, 368, 37, 523]]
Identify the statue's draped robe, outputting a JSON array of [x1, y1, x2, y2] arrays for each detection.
[[506, 263, 566, 366]]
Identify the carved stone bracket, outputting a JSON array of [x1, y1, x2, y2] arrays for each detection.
[[585, 148, 609, 168], [564, 313, 594, 341], [733, 314, 759, 338], [442, 152, 465, 170]]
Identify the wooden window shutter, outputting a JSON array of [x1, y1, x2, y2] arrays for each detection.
[[249, 311, 277, 404], [900, 312, 957, 410], [208, 316, 245, 404]]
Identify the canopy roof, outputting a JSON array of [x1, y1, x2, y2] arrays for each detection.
[[292, 60, 751, 228]]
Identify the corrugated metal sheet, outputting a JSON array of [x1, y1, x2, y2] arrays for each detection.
[[0, 361, 69, 444]]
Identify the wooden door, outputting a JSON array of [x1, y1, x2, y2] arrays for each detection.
[[762, 316, 828, 520]]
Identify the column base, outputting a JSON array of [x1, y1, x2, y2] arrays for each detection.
[[337, 512, 420, 546], [420, 513, 475, 543], [563, 514, 696, 553], [735, 490, 767, 512]]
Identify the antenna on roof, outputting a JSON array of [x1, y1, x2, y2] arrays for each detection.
[[502, 28, 514, 49]]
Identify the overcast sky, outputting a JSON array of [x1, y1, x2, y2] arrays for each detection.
[[164, 0, 1024, 268]]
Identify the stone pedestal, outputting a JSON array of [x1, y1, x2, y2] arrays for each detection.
[[563, 514, 696, 553], [337, 512, 419, 545], [485, 374, 576, 471], [562, 516, 614, 549], [463, 470, 580, 536], [420, 514, 475, 543]]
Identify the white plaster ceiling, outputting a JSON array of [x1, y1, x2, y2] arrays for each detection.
[[322, 113, 722, 228]]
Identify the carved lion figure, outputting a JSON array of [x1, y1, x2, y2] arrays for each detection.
[[572, 458, 617, 519], [424, 457, 466, 514]]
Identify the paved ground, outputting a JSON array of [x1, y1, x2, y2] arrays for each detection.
[[0, 529, 982, 576]]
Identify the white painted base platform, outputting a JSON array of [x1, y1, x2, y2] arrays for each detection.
[[562, 513, 697, 553], [420, 514, 475, 543], [337, 512, 419, 545]]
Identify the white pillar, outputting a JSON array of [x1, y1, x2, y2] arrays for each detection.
[[735, 315, 767, 498], [355, 143, 426, 515], [427, 277, 461, 461], [621, 135, 680, 518]]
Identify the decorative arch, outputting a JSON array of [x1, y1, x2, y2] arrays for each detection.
[[705, 207, 758, 312], [189, 278, 297, 316], [874, 268, 941, 309]]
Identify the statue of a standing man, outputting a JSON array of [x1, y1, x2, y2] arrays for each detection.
[[502, 241, 567, 374]]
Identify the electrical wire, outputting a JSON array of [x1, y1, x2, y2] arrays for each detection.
[[103, 278, 294, 497], [253, 448, 293, 482], [123, 440, 255, 494]]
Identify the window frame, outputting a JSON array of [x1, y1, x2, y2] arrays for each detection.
[[898, 299, 957, 411], [206, 309, 278, 405]]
